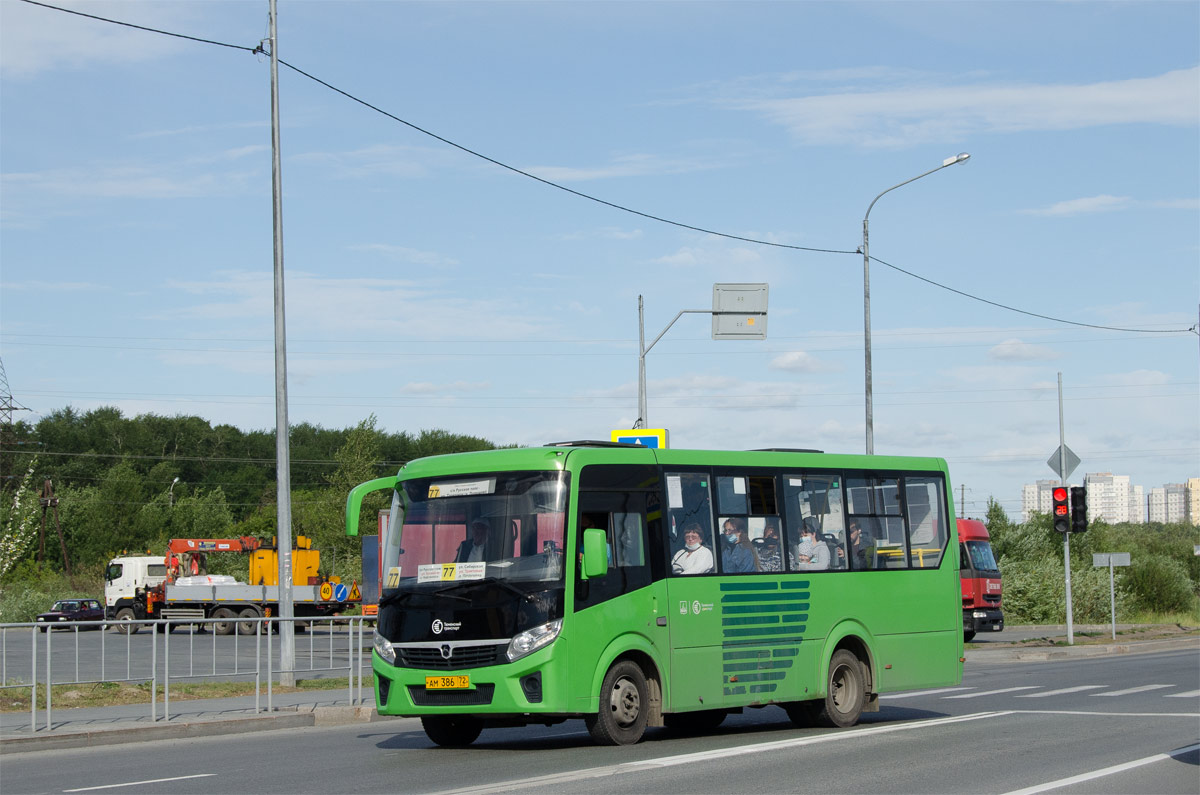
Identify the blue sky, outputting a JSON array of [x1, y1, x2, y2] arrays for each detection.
[[2, 0, 1197, 520]]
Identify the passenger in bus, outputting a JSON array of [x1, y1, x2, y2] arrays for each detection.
[[793, 520, 830, 570], [755, 520, 783, 572], [721, 518, 759, 573], [455, 518, 490, 563], [671, 524, 714, 575], [839, 520, 872, 569]]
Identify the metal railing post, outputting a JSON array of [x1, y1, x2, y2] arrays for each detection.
[[151, 622, 158, 722], [45, 623, 52, 731], [164, 622, 171, 722], [29, 626, 36, 732]]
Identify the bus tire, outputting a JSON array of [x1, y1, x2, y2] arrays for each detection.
[[663, 709, 725, 734], [114, 608, 139, 635], [421, 716, 483, 747], [815, 649, 866, 728], [237, 608, 260, 636], [212, 608, 236, 636], [585, 660, 649, 745]]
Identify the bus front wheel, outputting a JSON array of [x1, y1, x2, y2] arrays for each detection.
[[586, 660, 649, 745], [421, 716, 483, 747]]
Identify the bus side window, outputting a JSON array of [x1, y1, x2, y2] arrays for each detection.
[[905, 476, 946, 568]]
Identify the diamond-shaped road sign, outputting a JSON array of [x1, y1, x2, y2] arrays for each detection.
[[1047, 444, 1080, 481]]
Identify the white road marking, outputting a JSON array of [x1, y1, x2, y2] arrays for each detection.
[[63, 774, 215, 792], [944, 686, 1041, 699], [1164, 689, 1200, 698], [1001, 742, 1200, 795], [1015, 685, 1107, 698], [433, 712, 1010, 794], [880, 686, 973, 699], [1090, 684, 1173, 697]]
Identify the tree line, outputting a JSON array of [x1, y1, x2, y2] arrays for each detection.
[[0, 407, 497, 614]]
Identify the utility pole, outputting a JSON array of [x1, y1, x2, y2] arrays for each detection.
[[266, 0, 295, 686], [1058, 373, 1074, 646]]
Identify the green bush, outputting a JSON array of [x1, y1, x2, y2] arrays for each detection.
[[1000, 556, 1128, 624], [1121, 554, 1196, 615]]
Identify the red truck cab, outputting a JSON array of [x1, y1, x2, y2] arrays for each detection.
[[958, 518, 1003, 641]]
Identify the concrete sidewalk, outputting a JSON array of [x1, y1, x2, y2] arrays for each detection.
[[3, 629, 1195, 754]]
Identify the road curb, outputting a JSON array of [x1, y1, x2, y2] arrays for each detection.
[[966, 636, 1199, 663], [1, 712, 317, 754]]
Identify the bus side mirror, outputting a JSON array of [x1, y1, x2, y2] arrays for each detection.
[[345, 476, 399, 536], [582, 527, 608, 579]]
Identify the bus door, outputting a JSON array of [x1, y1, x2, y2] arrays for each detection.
[[663, 471, 726, 712]]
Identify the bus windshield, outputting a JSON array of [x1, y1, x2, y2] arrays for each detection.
[[384, 470, 568, 588]]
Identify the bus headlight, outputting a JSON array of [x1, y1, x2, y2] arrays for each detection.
[[373, 630, 397, 665], [506, 619, 562, 662]]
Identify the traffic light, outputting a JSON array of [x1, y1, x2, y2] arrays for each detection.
[[1070, 486, 1088, 533], [1052, 486, 1070, 533]]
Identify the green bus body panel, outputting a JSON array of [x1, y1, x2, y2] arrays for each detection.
[[366, 444, 962, 722]]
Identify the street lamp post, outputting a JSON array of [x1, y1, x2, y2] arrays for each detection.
[[168, 477, 180, 508], [861, 153, 970, 455]]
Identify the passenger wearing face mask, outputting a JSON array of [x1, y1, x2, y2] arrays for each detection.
[[720, 517, 759, 573], [671, 523, 714, 575]]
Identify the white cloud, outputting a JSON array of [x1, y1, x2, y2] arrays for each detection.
[[398, 381, 490, 395], [350, 244, 459, 268], [769, 350, 838, 373], [1, 1, 193, 78], [988, 338, 1059, 362], [3, 165, 256, 200], [158, 270, 548, 340], [1020, 195, 1132, 217], [525, 153, 718, 182], [726, 67, 1200, 148]]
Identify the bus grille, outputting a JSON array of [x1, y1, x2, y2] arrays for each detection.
[[397, 644, 505, 670], [409, 684, 495, 707]]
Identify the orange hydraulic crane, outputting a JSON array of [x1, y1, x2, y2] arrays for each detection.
[[165, 537, 263, 581]]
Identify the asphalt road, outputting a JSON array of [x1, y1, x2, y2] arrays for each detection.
[[3, 649, 1196, 795]]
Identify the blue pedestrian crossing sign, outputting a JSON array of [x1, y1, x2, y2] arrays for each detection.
[[610, 429, 669, 449]]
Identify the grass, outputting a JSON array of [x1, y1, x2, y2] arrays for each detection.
[[0, 675, 369, 713]]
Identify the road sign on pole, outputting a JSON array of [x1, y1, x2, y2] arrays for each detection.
[[1093, 553, 1131, 639], [1046, 444, 1080, 481]]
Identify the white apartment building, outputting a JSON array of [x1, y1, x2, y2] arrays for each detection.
[[1021, 480, 1061, 523], [1189, 478, 1200, 526], [1148, 483, 1188, 523], [1084, 472, 1144, 524]]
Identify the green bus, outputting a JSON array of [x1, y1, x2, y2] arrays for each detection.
[[345, 442, 962, 746]]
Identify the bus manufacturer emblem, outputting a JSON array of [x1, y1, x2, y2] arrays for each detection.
[[441, 644, 452, 660]]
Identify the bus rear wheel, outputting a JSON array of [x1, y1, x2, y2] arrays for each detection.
[[817, 649, 867, 728], [421, 716, 483, 747], [585, 660, 648, 745]]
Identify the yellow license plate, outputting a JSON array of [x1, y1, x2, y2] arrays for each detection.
[[425, 675, 470, 690]]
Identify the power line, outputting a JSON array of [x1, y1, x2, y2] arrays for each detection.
[[17, 0, 1197, 337]]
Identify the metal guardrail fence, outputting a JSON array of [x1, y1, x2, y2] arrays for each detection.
[[1, 616, 371, 732]]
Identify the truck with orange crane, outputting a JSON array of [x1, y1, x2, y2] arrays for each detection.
[[104, 535, 358, 635]]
